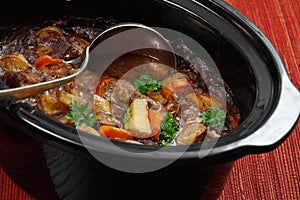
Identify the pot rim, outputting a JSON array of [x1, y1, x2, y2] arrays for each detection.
[[2, 0, 300, 165]]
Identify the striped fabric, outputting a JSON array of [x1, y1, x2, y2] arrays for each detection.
[[219, 0, 300, 199]]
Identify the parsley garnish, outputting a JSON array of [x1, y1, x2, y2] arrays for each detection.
[[202, 106, 226, 131], [123, 107, 132, 123], [160, 113, 179, 146], [132, 74, 162, 94], [65, 101, 97, 127]]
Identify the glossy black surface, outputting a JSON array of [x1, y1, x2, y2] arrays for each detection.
[[0, 0, 299, 199]]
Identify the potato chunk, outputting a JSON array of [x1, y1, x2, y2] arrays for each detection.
[[40, 91, 69, 116], [94, 94, 111, 113], [0, 53, 30, 74], [176, 123, 207, 145], [186, 92, 225, 112], [124, 99, 152, 138]]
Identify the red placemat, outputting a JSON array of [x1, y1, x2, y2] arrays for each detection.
[[1, 0, 300, 200], [219, 0, 300, 200]]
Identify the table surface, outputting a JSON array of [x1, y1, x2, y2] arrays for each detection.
[[1, 0, 299, 199], [219, 0, 300, 199]]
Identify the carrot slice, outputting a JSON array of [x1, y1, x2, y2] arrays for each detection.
[[148, 109, 163, 141], [33, 55, 71, 77], [95, 76, 117, 96], [99, 125, 134, 140], [231, 116, 240, 129], [162, 85, 174, 101], [33, 55, 65, 70]]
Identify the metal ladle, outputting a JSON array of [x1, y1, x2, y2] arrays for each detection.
[[0, 23, 176, 99]]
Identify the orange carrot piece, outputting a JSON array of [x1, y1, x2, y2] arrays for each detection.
[[148, 109, 163, 140], [99, 126, 134, 140], [33, 55, 65, 70], [95, 76, 117, 97]]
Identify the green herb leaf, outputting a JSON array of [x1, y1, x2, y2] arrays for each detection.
[[202, 106, 226, 131], [160, 113, 179, 146], [65, 101, 97, 127], [132, 74, 162, 94], [123, 107, 132, 123]]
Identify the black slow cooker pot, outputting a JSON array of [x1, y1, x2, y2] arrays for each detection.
[[0, 0, 299, 200]]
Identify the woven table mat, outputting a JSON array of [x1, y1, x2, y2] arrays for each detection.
[[1, 0, 300, 200], [219, 0, 300, 200]]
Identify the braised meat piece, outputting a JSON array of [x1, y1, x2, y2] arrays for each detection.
[[0, 21, 99, 64], [35, 26, 89, 61], [2, 55, 73, 88], [0, 53, 31, 75], [3, 68, 47, 88]]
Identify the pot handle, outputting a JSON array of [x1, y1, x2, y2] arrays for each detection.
[[212, 0, 299, 152], [0, 96, 21, 110], [236, 73, 300, 150], [0, 80, 20, 109]]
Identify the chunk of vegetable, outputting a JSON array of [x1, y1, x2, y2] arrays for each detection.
[[95, 76, 117, 97], [231, 116, 240, 129], [99, 126, 133, 140], [34, 55, 71, 77], [176, 123, 207, 145], [34, 55, 64, 68], [57, 90, 83, 107], [148, 109, 163, 140], [40, 91, 69, 116], [124, 99, 152, 138], [186, 92, 224, 112], [0, 53, 30, 74], [94, 94, 111, 113], [186, 92, 211, 112], [77, 125, 100, 136]]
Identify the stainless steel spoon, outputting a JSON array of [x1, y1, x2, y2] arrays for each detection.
[[0, 23, 176, 99]]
